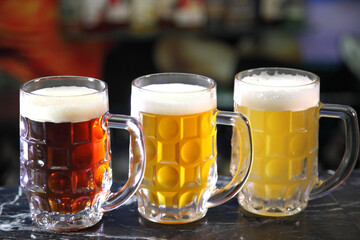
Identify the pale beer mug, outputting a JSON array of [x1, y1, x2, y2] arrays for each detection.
[[231, 67, 359, 217], [131, 73, 253, 224], [19, 76, 146, 230]]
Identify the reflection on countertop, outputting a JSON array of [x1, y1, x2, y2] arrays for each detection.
[[1, 171, 360, 239]]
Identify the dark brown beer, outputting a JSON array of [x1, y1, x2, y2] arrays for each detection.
[[20, 85, 110, 215], [19, 78, 148, 231], [20, 116, 111, 214]]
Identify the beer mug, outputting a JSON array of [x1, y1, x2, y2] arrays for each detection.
[[231, 67, 359, 217], [131, 72, 253, 224], [19, 76, 146, 230]]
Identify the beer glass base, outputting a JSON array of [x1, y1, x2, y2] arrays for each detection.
[[138, 206, 207, 224], [238, 195, 307, 217], [31, 210, 103, 231]]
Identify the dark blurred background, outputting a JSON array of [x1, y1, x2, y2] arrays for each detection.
[[1, 0, 359, 186]]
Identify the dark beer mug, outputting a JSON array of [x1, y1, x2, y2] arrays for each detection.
[[19, 76, 146, 230]]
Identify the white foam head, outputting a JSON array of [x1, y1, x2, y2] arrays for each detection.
[[131, 83, 216, 116], [20, 86, 109, 123], [234, 72, 319, 111]]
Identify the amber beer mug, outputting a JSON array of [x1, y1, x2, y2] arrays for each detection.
[[20, 76, 146, 230], [131, 73, 253, 224], [231, 68, 359, 217]]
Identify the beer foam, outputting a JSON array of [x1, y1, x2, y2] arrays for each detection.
[[131, 83, 216, 115], [234, 72, 319, 111], [20, 86, 108, 123]]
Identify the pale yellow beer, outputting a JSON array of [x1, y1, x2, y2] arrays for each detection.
[[232, 69, 320, 216], [234, 105, 319, 214]]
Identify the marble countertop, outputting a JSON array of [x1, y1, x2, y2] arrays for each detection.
[[1, 171, 360, 239]]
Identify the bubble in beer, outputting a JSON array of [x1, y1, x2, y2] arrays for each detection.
[[234, 72, 319, 111]]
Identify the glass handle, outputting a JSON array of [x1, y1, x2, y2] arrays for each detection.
[[310, 104, 359, 199], [206, 111, 253, 208], [101, 113, 146, 212]]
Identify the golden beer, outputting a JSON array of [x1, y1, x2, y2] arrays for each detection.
[[232, 69, 321, 216], [139, 109, 216, 208], [132, 81, 218, 223], [132, 73, 253, 224]]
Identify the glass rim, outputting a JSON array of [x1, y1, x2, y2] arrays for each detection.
[[20, 75, 107, 97], [132, 72, 216, 94], [235, 67, 320, 88]]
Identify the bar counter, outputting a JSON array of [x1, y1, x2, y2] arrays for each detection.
[[1, 170, 360, 239]]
